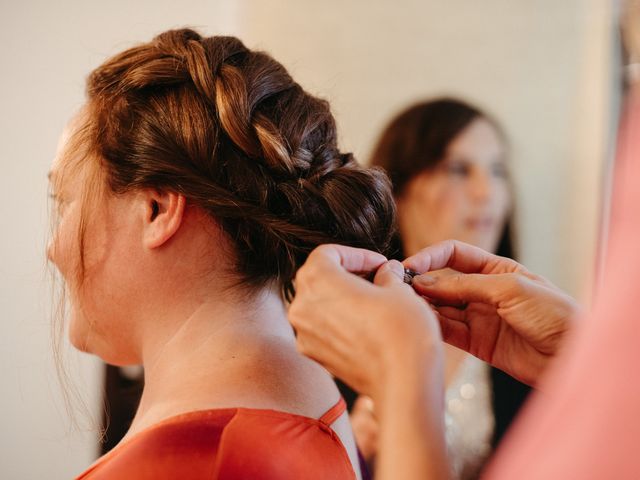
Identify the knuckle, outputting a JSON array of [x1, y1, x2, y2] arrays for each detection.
[[449, 273, 466, 297], [288, 305, 313, 332], [507, 273, 529, 294], [295, 337, 309, 355], [313, 243, 333, 255], [309, 244, 333, 263], [295, 262, 319, 288], [287, 303, 301, 325]]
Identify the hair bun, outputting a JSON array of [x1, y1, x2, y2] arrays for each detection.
[[84, 28, 396, 299]]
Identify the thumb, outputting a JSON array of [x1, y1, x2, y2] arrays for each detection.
[[412, 271, 511, 306], [373, 260, 405, 287]]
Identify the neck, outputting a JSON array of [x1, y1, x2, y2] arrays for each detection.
[[129, 286, 294, 435]]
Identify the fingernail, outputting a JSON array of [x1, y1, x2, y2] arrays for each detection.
[[387, 260, 405, 274], [414, 274, 437, 286]]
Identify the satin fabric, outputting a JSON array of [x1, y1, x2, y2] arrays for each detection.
[[76, 399, 356, 480]]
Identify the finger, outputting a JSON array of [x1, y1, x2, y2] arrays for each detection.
[[373, 260, 405, 287], [309, 244, 387, 275], [434, 305, 468, 322], [435, 312, 470, 352], [403, 239, 522, 275], [295, 245, 386, 296], [412, 271, 518, 306]]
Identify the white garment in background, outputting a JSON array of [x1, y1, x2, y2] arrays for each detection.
[[445, 356, 494, 480]]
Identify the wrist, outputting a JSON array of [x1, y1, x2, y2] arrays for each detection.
[[373, 341, 450, 480], [373, 336, 445, 413]]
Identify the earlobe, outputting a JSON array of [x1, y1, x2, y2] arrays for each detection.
[[144, 191, 186, 249]]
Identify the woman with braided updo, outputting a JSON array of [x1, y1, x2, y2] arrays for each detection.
[[48, 28, 394, 479]]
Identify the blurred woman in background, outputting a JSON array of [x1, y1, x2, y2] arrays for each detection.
[[342, 98, 530, 479]]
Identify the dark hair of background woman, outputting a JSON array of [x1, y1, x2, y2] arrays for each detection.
[[370, 98, 514, 262], [338, 98, 528, 449]]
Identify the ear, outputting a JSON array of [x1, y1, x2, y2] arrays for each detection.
[[142, 190, 187, 249]]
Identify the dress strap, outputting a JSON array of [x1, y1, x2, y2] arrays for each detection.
[[319, 397, 347, 426]]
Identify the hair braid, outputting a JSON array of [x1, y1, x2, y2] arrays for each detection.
[[80, 28, 396, 299]]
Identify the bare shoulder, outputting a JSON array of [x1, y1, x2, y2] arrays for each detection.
[[239, 336, 341, 419]]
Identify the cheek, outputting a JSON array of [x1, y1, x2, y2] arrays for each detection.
[[492, 183, 512, 219], [79, 217, 142, 320], [416, 179, 468, 226], [49, 214, 80, 282], [65, 233, 125, 357], [49, 227, 94, 352], [68, 304, 91, 352], [400, 177, 468, 246]]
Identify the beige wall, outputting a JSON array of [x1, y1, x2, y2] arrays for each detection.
[[0, 2, 239, 478], [236, 0, 613, 299], [0, 1, 612, 478]]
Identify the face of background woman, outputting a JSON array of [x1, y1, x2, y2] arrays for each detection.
[[397, 118, 511, 255], [47, 123, 145, 365]]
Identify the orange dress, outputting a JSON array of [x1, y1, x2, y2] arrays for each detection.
[[76, 398, 357, 480]]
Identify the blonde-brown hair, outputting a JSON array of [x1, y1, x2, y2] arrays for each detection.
[[71, 28, 395, 299]]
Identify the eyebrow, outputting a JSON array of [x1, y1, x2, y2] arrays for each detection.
[[443, 155, 507, 164]]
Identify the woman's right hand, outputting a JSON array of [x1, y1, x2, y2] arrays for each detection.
[[404, 240, 580, 386]]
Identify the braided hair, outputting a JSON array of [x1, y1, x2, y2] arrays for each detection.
[[78, 28, 395, 299]]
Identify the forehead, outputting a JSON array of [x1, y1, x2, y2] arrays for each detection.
[[446, 118, 505, 161], [50, 123, 74, 176], [49, 111, 92, 188]]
